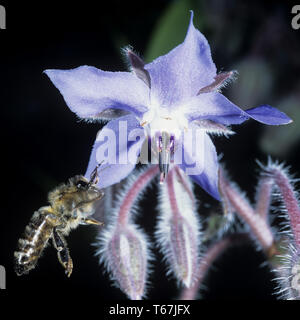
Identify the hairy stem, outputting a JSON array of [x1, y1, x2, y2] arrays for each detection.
[[269, 166, 300, 249], [117, 165, 159, 225], [255, 176, 273, 221], [174, 166, 195, 203], [219, 168, 275, 255], [166, 169, 180, 218]]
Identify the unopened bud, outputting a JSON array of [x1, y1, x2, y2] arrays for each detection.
[[156, 168, 201, 287], [275, 246, 300, 300], [99, 223, 149, 300]]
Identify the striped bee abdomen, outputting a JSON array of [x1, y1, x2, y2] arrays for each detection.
[[14, 207, 58, 276]]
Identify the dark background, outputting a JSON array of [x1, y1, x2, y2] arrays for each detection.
[[1, 0, 300, 301]]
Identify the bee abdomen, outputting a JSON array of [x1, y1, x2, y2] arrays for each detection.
[[14, 207, 58, 276]]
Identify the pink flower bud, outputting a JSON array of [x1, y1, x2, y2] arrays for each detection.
[[99, 223, 149, 300], [255, 161, 300, 299], [156, 168, 201, 287]]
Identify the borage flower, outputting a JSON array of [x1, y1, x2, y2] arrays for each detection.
[[44, 12, 291, 200]]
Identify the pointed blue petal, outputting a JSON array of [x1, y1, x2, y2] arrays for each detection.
[[184, 92, 248, 125], [145, 11, 216, 108], [184, 93, 292, 126], [177, 126, 220, 200], [245, 105, 292, 125], [189, 133, 220, 200], [44, 66, 149, 119], [85, 115, 145, 188]]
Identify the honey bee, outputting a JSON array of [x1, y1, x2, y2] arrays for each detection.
[[14, 165, 104, 277]]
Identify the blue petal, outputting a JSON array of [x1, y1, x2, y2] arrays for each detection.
[[184, 92, 248, 125], [176, 127, 220, 200], [184, 92, 292, 126], [190, 134, 220, 201], [85, 115, 146, 188], [244, 105, 292, 125], [145, 11, 217, 108], [44, 66, 149, 119]]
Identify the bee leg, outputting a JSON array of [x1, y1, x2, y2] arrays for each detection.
[[52, 228, 73, 277]]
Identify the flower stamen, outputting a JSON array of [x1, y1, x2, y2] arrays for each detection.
[[156, 131, 175, 183]]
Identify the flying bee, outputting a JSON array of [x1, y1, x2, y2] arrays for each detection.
[[14, 165, 104, 277]]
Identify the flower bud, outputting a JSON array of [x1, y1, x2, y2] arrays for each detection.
[[290, 255, 300, 299], [99, 223, 149, 300], [156, 168, 201, 287], [275, 245, 300, 300]]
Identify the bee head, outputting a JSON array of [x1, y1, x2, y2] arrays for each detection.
[[48, 164, 104, 216], [64, 175, 103, 217], [73, 176, 90, 190]]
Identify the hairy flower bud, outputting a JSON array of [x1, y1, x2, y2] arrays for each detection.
[[274, 244, 300, 300], [219, 167, 275, 254], [261, 161, 300, 299], [156, 167, 201, 287], [95, 166, 158, 299], [290, 252, 300, 299], [99, 223, 149, 300]]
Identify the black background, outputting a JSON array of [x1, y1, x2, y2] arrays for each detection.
[[1, 0, 300, 303]]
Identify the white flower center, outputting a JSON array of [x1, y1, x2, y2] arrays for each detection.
[[139, 99, 189, 182], [141, 100, 188, 138]]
